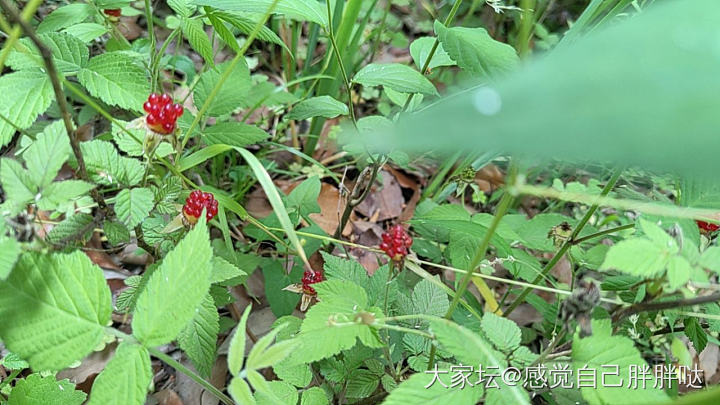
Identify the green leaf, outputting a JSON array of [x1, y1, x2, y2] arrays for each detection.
[[228, 377, 256, 405], [247, 330, 299, 370], [699, 247, 720, 274], [435, 21, 518, 77], [37, 180, 95, 211], [8, 33, 89, 74], [182, 18, 214, 66], [62, 23, 108, 43], [178, 294, 219, 378], [353, 63, 437, 95], [81, 140, 144, 186], [103, 220, 131, 246], [87, 343, 152, 405], [0, 158, 36, 209], [213, 12, 287, 49], [572, 328, 668, 405], [301, 387, 329, 405], [684, 317, 708, 354], [409, 37, 455, 71], [8, 374, 86, 405], [0, 237, 20, 280], [287, 96, 349, 120], [481, 312, 521, 353], [411, 278, 449, 320], [1, 352, 29, 370], [168, 0, 195, 17], [0, 71, 53, 147], [0, 251, 111, 371], [638, 218, 677, 250], [262, 261, 301, 317], [194, 0, 328, 26], [37, 4, 93, 34], [601, 238, 671, 277], [228, 304, 252, 376], [430, 318, 529, 404], [273, 361, 312, 388], [256, 381, 297, 405], [46, 213, 95, 245], [78, 52, 149, 112], [290, 280, 383, 364], [211, 256, 247, 285], [286, 176, 321, 218], [208, 13, 240, 52], [132, 219, 213, 346], [193, 60, 251, 116], [382, 370, 483, 405], [114, 188, 154, 229], [203, 122, 268, 147], [23, 120, 71, 189], [345, 369, 380, 399], [667, 255, 692, 290]]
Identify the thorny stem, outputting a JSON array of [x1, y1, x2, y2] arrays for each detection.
[[328, 163, 382, 250], [611, 292, 720, 323], [147, 347, 234, 405], [504, 168, 623, 317], [0, 0, 109, 215]]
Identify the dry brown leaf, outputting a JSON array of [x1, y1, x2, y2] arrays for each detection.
[[154, 389, 185, 405], [356, 171, 404, 222]]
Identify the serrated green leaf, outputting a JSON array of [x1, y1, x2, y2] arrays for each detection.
[[194, 0, 328, 26], [87, 343, 151, 405], [208, 13, 240, 52], [572, 329, 668, 404], [182, 18, 214, 66], [8, 374, 86, 405], [248, 334, 299, 370], [601, 238, 671, 277], [37, 180, 95, 211], [1, 352, 29, 370], [203, 122, 268, 147], [211, 256, 247, 285], [178, 294, 219, 378], [114, 188, 154, 229], [409, 37, 455, 71], [411, 278, 449, 321], [684, 317, 708, 354], [213, 12, 287, 49], [345, 369, 379, 399], [667, 255, 692, 290], [273, 361, 312, 388], [0, 251, 111, 371], [112, 121, 173, 158], [62, 23, 108, 43], [132, 219, 213, 346], [37, 4, 93, 34], [256, 380, 297, 405], [0, 71, 53, 147], [194, 60, 251, 116], [0, 158, 36, 209], [228, 304, 252, 376], [22, 120, 71, 189], [301, 387, 329, 405], [699, 246, 720, 274], [46, 213, 95, 245], [382, 370, 483, 405], [168, 0, 195, 17], [353, 63, 437, 95], [481, 312, 521, 353], [287, 96, 348, 120], [103, 220, 130, 246], [78, 52, 149, 112], [81, 140, 144, 186], [286, 176, 321, 218], [228, 377, 256, 405], [290, 280, 383, 364], [8, 33, 89, 74], [435, 21, 518, 77]]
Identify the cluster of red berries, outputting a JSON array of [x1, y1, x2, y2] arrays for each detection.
[[696, 220, 720, 233], [143, 93, 184, 135], [103, 9, 121, 17], [182, 190, 219, 224], [380, 224, 413, 262], [301, 269, 324, 296]]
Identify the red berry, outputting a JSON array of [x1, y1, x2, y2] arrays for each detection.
[[143, 101, 153, 113], [697, 220, 720, 233], [301, 269, 324, 295], [183, 190, 219, 224], [146, 114, 159, 125], [173, 104, 184, 116], [148, 93, 160, 103], [160, 93, 171, 105], [380, 224, 413, 262], [103, 8, 121, 17], [161, 122, 175, 133]]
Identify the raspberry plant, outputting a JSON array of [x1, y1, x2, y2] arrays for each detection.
[[1, 0, 720, 405]]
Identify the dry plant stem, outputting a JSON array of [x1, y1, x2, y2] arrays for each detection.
[[611, 292, 720, 323], [0, 0, 109, 214], [504, 168, 623, 317]]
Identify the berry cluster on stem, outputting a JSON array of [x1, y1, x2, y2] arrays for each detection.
[[301, 269, 324, 296], [182, 190, 218, 225], [380, 224, 413, 262], [697, 220, 720, 233], [143, 93, 183, 135], [103, 9, 121, 17]]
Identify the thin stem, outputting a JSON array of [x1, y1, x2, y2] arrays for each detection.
[[144, 0, 158, 92], [0, 0, 109, 214], [147, 347, 233, 405], [367, 0, 391, 64], [0, 369, 20, 390], [572, 222, 635, 245], [372, 323, 433, 339], [504, 168, 623, 316], [611, 293, 720, 323], [402, 0, 464, 112]]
